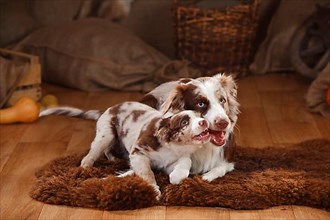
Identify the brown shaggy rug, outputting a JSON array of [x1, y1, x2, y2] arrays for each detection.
[[31, 139, 330, 211]]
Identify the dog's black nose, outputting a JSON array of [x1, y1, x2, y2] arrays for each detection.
[[214, 118, 229, 130]]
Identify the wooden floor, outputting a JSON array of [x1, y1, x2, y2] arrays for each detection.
[[0, 74, 329, 219]]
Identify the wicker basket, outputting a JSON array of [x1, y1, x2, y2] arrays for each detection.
[[173, 0, 260, 77], [0, 48, 42, 108]]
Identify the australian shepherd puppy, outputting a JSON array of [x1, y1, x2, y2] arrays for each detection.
[[40, 74, 239, 182], [79, 102, 210, 198]]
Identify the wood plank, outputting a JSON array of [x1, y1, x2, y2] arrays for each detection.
[[229, 209, 261, 220], [258, 206, 296, 220], [0, 142, 67, 219], [20, 116, 75, 143], [267, 121, 322, 144], [38, 205, 103, 220], [237, 76, 263, 109], [312, 114, 330, 139], [65, 120, 96, 155], [102, 206, 166, 220], [85, 91, 131, 110], [235, 107, 273, 147], [0, 124, 28, 172], [292, 206, 330, 220], [166, 206, 230, 219], [260, 90, 312, 122], [235, 76, 274, 147], [260, 91, 322, 144], [254, 74, 306, 92]]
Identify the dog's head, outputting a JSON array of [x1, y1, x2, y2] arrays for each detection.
[[161, 73, 239, 147], [157, 110, 210, 146]]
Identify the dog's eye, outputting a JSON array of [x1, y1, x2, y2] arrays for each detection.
[[219, 97, 226, 104], [180, 119, 189, 127], [197, 101, 205, 108]]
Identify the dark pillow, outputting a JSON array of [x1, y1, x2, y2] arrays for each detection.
[[0, 0, 83, 47]]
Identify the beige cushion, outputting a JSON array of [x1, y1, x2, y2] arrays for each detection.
[[14, 18, 200, 92], [305, 63, 330, 118], [249, 0, 328, 74]]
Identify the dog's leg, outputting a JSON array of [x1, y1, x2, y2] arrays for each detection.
[[129, 153, 161, 200], [117, 169, 135, 177], [81, 114, 115, 168], [104, 147, 116, 162], [168, 157, 192, 185], [202, 162, 234, 182], [101, 170, 134, 181]]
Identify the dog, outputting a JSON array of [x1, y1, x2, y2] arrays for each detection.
[[40, 73, 239, 182], [79, 101, 210, 198], [140, 73, 240, 181]]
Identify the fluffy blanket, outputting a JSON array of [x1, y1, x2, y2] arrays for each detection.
[[31, 139, 330, 211]]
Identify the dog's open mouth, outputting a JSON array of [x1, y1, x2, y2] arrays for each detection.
[[209, 130, 226, 146], [193, 130, 210, 141]]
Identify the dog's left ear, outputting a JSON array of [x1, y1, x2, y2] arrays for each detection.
[[156, 117, 171, 143], [160, 84, 188, 114], [214, 73, 238, 98]]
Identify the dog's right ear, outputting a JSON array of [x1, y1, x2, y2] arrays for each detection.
[[160, 84, 188, 114]]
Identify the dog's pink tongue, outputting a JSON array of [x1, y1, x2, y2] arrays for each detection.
[[210, 130, 225, 146]]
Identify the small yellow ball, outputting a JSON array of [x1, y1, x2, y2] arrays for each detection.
[[41, 94, 59, 108]]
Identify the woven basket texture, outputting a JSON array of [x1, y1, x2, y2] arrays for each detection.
[[173, 0, 260, 77]]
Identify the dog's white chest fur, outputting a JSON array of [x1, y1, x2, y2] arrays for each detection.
[[149, 143, 199, 174], [190, 143, 234, 182], [190, 142, 223, 174]]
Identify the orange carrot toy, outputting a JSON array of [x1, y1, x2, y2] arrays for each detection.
[[0, 97, 40, 124]]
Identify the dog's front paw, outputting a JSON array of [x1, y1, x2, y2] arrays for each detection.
[[117, 170, 135, 178], [169, 169, 189, 184], [202, 168, 226, 182], [80, 156, 94, 168], [226, 163, 235, 172], [151, 184, 161, 201]]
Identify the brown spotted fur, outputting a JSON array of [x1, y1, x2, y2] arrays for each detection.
[[140, 94, 158, 109], [137, 117, 162, 151]]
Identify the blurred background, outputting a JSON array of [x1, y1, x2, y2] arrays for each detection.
[[0, 0, 329, 116]]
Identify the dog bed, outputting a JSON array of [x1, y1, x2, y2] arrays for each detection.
[[31, 139, 330, 211]]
